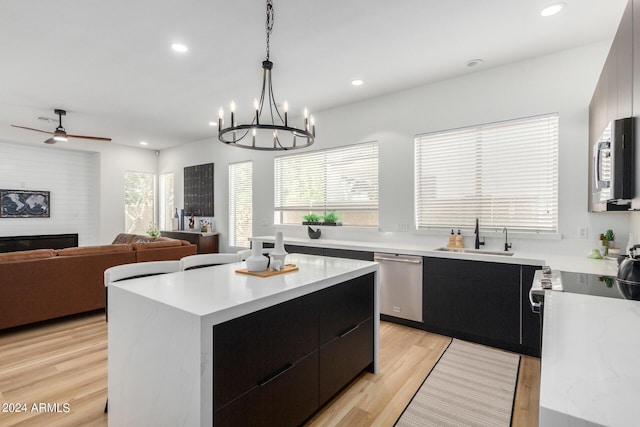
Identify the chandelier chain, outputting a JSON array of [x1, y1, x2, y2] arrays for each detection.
[[265, 0, 274, 60]]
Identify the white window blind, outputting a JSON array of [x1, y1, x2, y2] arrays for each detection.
[[415, 113, 558, 233], [274, 142, 379, 223], [229, 161, 252, 247]]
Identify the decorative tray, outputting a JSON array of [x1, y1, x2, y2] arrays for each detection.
[[235, 264, 298, 277]]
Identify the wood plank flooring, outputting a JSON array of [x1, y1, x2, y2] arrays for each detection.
[[0, 312, 539, 426]]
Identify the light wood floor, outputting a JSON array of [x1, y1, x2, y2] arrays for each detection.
[[0, 312, 539, 426]]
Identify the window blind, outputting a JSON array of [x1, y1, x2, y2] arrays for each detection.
[[274, 142, 379, 214], [229, 161, 253, 247], [415, 113, 558, 233]]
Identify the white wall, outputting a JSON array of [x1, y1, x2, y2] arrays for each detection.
[[160, 41, 632, 256], [0, 140, 158, 246]]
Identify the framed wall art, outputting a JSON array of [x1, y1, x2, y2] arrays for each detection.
[[184, 163, 214, 216], [1, 189, 50, 218]]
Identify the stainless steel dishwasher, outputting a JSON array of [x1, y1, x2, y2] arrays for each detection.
[[374, 253, 423, 322]]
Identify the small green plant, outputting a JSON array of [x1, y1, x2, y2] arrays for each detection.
[[322, 211, 340, 223], [604, 229, 615, 242], [147, 222, 160, 237], [600, 229, 615, 246], [303, 213, 321, 223]]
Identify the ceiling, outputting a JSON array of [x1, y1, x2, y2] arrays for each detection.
[[0, 0, 628, 151]]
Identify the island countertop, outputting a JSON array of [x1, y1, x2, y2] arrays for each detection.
[[107, 254, 380, 427], [539, 291, 640, 426], [108, 253, 378, 324]]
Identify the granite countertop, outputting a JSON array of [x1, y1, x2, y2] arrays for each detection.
[[250, 235, 620, 276], [539, 291, 640, 425]]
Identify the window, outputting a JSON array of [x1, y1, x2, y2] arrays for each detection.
[[124, 172, 156, 235], [229, 161, 253, 247], [159, 173, 175, 231], [415, 113, 558, 233], [274, 142, 379, 226]]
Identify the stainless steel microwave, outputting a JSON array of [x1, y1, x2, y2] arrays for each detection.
[[592, 117, 634, 207]]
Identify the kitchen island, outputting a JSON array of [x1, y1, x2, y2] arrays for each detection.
[[107, 253, 379, 427]]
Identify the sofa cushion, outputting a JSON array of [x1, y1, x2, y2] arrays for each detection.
[[112, 233, 142, 244], [0, 249, 56, 262], [56, 244, 133, 256], [132, 240, 183, 250]]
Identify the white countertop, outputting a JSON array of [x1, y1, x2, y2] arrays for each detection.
[[109, 253, 378, 325], [540, 291, 640, 426], [251, 235, 620, 276]]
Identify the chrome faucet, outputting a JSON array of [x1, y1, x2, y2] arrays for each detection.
[[474, 218, 485, 249], [503, 227, 512, 251]]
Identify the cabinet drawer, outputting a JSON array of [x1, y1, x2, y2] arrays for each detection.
[[318, 273, 374, 346], [284, 244, 324, 255], [319, 317, 373, 405], [214, 351, 319, 427], [213, 294, 318, 409]]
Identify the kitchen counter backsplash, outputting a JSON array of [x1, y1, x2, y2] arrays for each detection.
[[256, 225, 622, 276]]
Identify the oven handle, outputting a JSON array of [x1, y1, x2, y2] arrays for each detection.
[[528, 287, 541, 314], [373, 256, 422, 264]]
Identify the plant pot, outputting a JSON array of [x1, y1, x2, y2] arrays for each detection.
[[321, 222, 342, 226], [302, 221, 322, 225], [308, 227, 321, 239]]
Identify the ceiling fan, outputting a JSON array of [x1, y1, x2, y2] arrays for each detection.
[[11, 109, 112, 144]]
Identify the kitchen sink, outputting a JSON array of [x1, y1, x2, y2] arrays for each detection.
[[434, 247, 515, 257]]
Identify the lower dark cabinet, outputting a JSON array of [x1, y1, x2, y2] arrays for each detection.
[[319, 317, 373, 405], [423, 257, 528, 353], [214, 351, 319, 427]]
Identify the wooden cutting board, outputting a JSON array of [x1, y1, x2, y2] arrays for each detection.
[[235, 264, 299, 277]]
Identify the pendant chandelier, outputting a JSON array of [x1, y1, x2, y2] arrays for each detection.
[[218, 0, 315, 151]]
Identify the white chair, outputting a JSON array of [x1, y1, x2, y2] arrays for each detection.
[[237, 249, 252, 261], [103, 260, 180, 413], [104, 260, 181, 321], [179, 253, 241, 271]]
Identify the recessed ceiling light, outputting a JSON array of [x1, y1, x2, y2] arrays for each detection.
[[466, 59, 483, 68], [140, 141, 148, 146], [171, 43, 188, 53], [541, 3, 565, 17], [351, 79, 364, 86], [209, 121, 218, 127]]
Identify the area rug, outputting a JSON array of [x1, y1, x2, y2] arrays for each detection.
[[395, 339, 520, 427]]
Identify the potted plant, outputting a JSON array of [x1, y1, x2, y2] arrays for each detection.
[[321, 211, 342, 226], [302, 213, 322, 225], [147, 222, 160, 238], [599, 229, 615, 255]]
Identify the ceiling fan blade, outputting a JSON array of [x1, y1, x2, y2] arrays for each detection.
[[11, 124, 54, 135], [67, 134, 112, 142]]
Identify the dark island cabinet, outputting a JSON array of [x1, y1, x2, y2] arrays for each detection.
[[318, 273, 374, 405], [423, 257, 541, 356], [212, 273, 375, 426]]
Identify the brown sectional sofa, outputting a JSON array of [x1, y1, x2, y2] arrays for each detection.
[[0, 234, 196, 330]]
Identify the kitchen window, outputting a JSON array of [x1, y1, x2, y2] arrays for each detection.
[[274, 142, 379, 226], [229, 161, 253, 247], [415, 113, 559, 233]]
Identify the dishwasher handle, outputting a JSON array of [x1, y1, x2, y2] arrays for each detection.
[[373, 255, 422, 264]]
